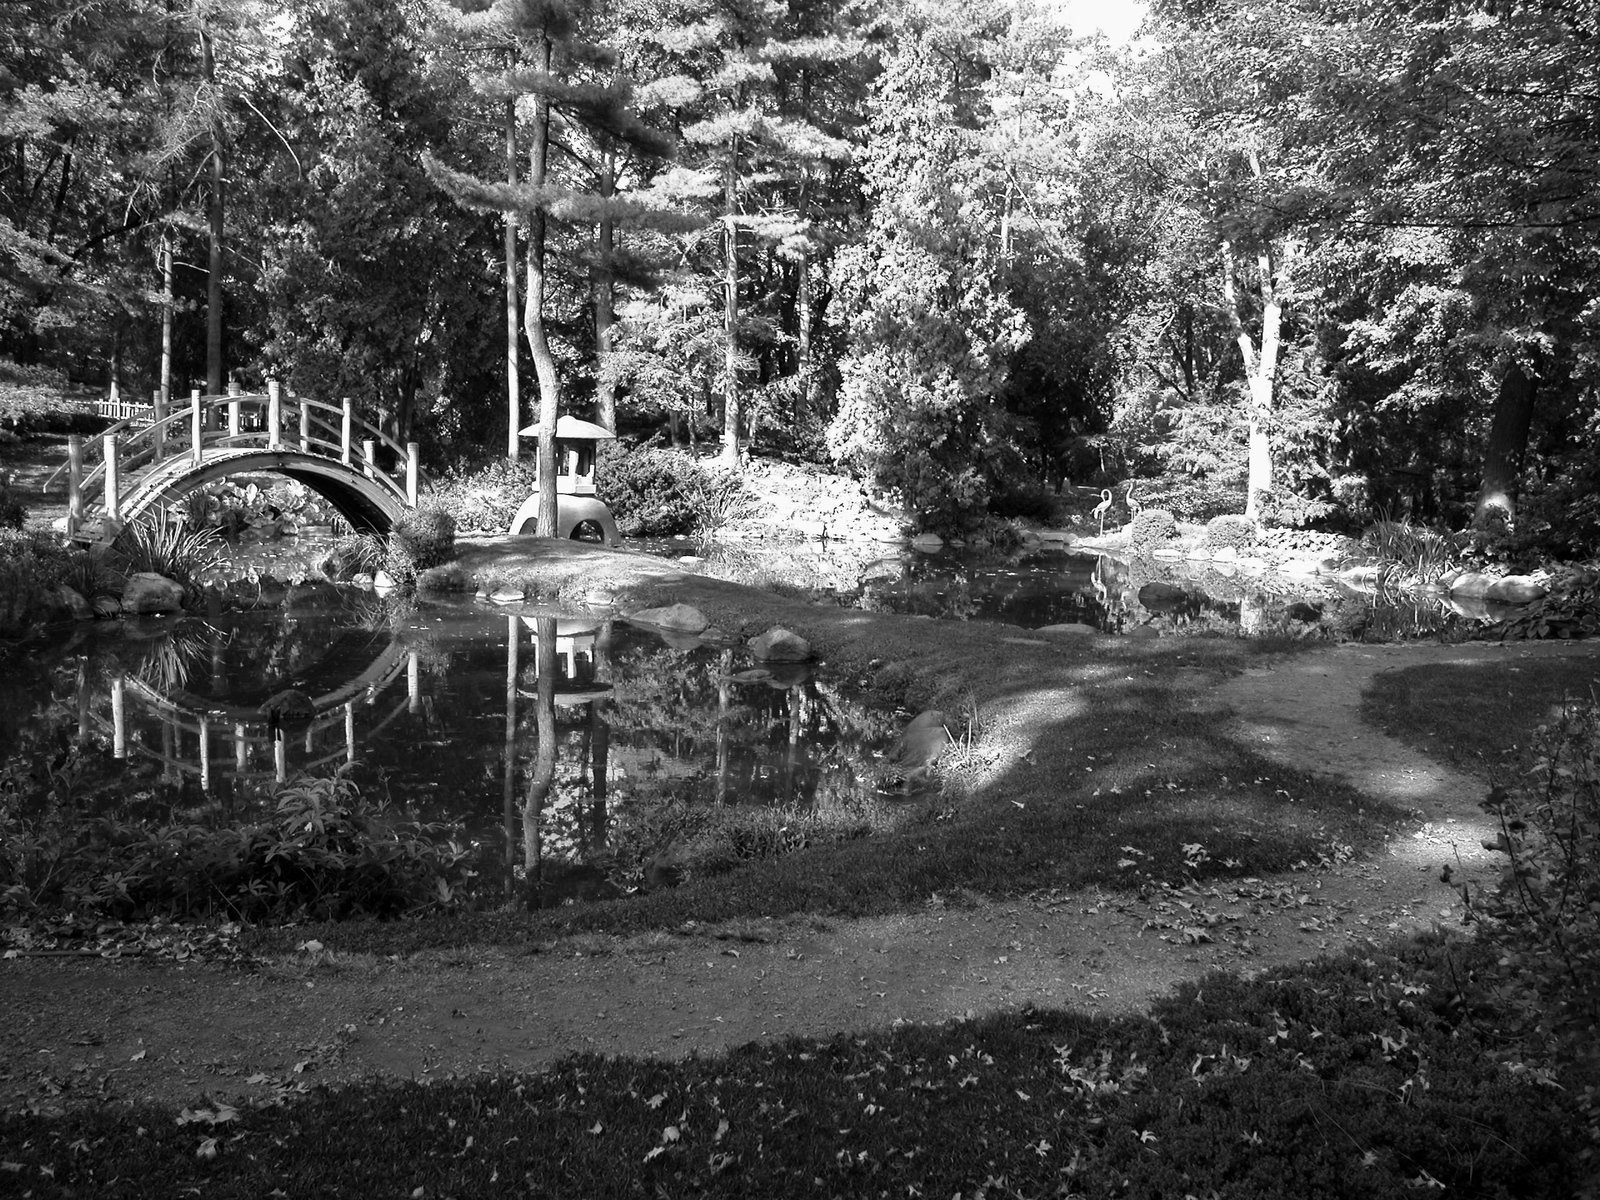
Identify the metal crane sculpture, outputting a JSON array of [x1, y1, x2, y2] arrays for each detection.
[[1091, 489, 1114, 534], [1125, 480, 1142, 523]]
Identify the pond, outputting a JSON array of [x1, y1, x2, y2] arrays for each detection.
[[1, 592, 900, 910]]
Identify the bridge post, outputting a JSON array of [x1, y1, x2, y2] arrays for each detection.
[[407, 442, 420, 505], [199, 715, 211, 791], [228, 380, 241, 439], [66, 435, 83, 538], [111, 675, 126, 759], [408, 650, 421, 713], [340, 397, 353, 465], [299, 393, 310, 452], [104, 432, 121, 523], [362, 437, 376, 480], [268, 380, 283, 450], [190, 389, 203, 466], [152, 389, 166, 464], [345, 701, 356, 765]]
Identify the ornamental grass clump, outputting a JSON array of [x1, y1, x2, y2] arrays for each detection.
[[1361, 516, 1456, 584], [109, 509, 222, 592]]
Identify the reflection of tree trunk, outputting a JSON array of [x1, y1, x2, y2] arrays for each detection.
[[590, 703, 609, 845], [521, 617, 558, 886], [159, 230, 174, 408], [1474, 360, 1538, 524], [502, 616, 520, 903], [1239, 592, 1266, 637], [783, 683, 803, 805], [716, 648, 732, 805]]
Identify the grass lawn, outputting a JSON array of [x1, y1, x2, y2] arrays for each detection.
[[1362, 658, 1599, 778], [2, 937, 1589, 1199]]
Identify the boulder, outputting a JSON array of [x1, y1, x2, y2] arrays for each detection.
[[91, 594, 122, 619], [629, 603, 710, 633], [749, 627, 812, 662], [909, 532, 944, 551], [881, 710, 952, 787], [1484, 575, 1547, 604], [121, 572, 184, 615], [57, 586, 93, 621], [488, 586, 526, 604]]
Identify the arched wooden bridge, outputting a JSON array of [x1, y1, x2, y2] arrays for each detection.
[[54, 382, 421, 542]]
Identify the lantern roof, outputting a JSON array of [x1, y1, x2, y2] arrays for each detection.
[[517, 415, 617, 441]]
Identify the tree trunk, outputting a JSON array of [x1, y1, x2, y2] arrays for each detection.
[[202, 26, 225, 397], [504, 96, 520, 461], [1474, 359, 1538, 524], [159, 230, 173, 407], [719, 137, 741, 468], [524, 36, 560, 537], [593, 143, 617, 432], [1221, 235, 1291, 520]]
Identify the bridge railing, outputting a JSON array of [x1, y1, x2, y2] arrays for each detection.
[[50, 380, 421, 538]]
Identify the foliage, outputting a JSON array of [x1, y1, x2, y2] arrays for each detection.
[[1204, 513, 1257, 552], [596, 444, 742, 539], [0, 475, 26, 529], [0, 529, 73, 637], [385, 504, 457, 584], [108, 511, 222, 592], [1466, 701, 1600, 1054], [1497, 565, 1600, 642], [0, 360, 94, 431], [0, 769, 469, 923], [428, 457, 541, 535], [1360, 518, 1457, 585], [317, 533, 386, 581], [1128, 508, 1179, 550], [987, 479, 1062, 524]]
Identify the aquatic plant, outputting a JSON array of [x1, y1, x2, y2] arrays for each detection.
[[110, 509, 222, 591], [1359, 516, 1456, 584]]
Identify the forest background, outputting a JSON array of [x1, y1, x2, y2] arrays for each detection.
[[2, 0, 1596, 553]]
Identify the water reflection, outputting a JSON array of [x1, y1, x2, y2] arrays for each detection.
[[13, 599, 888, 907]]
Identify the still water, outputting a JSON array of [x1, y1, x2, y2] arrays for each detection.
[[2, 592, 896, 906]]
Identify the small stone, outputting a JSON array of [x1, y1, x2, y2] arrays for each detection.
[[629, 603, 711, 633], [749, 627, 812, 662], [909, 533, 944, 551], [489, 587, 526, 604], [1038, 622, 1098, 635], [372, 570, 398, 591]]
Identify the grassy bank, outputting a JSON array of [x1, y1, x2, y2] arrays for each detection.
[[3, 936, 1591, 1199]]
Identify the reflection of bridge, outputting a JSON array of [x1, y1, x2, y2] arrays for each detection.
[[53, 381, 421, 542], [96, 640, 419, 788]]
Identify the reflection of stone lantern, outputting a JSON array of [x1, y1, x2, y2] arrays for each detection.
[[519, 616, 613, 705], [508, 416, 622, 545]]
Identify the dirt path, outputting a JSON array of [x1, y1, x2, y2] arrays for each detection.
[[4, 639, 1596, 1115]]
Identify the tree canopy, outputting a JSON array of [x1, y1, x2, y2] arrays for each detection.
[[3, 0, 1596, 550]]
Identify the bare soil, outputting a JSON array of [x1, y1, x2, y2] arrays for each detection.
[[7, 635, 1594, 1115]]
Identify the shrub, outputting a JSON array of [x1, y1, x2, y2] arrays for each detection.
[[1466, 700, 1600, 1060], [0, 476, 25, 529], [1204, 513, 1257, 552], [427, 457, 539, 534], [1128, 508, 1179, 549], [385, 504, 456, 583], [1497, 564, 1600, 641], [597, 445, 706, 537]]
